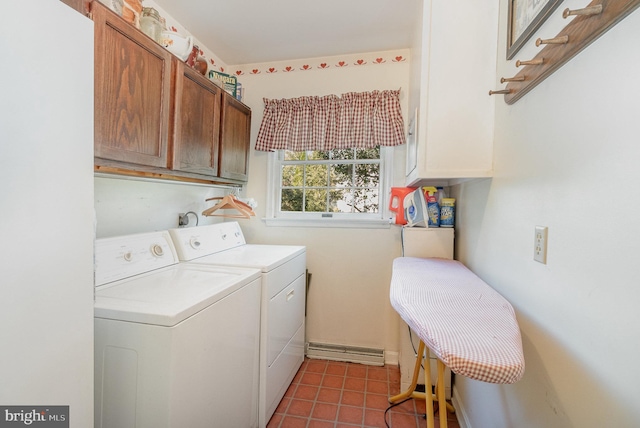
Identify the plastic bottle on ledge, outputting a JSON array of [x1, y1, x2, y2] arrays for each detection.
[[423, 187, 440, 227], [435, 186, 445, 205], [440, 198, 455, 227]]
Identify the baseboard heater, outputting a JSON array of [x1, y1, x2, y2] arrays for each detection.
[[306, 342, 385, 366]]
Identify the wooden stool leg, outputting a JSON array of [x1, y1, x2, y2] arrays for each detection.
[[437, 358, 448, 428], [389, 339, 455, 427], [389, 340, 425, 403], [424, 346, 435, 428]]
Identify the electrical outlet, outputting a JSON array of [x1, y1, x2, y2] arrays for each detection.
[[534, 226, 548, 264]]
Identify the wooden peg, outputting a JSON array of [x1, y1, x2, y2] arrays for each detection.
[[516, 58, 544, 67], [500, 76, 525, 83], [536, 35, 569, 46], [563, 4, 603, 18], [489, 89, 511, 95]]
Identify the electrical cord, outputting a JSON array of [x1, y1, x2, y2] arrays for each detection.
[[383, 326, 430, 428], [384, 397, 413, 428], [384, 396, 435, 427], [179, 211, 199, 227]]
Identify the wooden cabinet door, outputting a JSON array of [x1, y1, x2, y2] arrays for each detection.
[[219, 93, 251, 181], [170, 61, 221, 176], [93, 1, 172, 168]]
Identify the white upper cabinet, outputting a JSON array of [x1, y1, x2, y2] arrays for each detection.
[[406, 0, 499, 186]]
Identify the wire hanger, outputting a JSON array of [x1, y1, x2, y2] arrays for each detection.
[[202, 194, 256, 219]]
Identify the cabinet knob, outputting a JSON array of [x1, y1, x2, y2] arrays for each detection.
[[563, 4, 603, 18], [516, 58, 544, 67], [536, 35, 569, 47]]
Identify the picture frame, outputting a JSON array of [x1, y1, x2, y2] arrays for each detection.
[[507, 0, 564, 59]]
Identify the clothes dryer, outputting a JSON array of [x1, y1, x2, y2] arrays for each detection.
[[169, 222, 306, 427]]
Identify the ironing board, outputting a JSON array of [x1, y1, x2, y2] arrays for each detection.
[[389, 257, 525, 428]]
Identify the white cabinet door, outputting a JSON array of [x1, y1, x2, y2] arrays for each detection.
[[407, 0, 499, 185]]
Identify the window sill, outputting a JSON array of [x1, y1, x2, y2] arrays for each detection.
[[262, 217, 392, 229]]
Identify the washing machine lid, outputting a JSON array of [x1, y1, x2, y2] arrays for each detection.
[[190, 244, 306, 272], [95, 263, 261, 327]]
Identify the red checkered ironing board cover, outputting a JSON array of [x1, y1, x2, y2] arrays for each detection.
[[390, 257, 525, 384]]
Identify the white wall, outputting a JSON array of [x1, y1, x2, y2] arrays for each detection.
[[1, 2, 94, 426], [452, 3, 640, 427], [95, 176, 229, 238], [234, 52, 411, 358]]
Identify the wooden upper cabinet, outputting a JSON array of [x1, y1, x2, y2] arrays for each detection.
[[219, 93, 251, 181], [169, 61, 221, 176], [60, 0, 89, 15], [91, 1, 252, 183], [93, 1, 172, 168]]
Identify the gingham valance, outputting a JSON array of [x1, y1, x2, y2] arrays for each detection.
[[255, 89, 406, 151]]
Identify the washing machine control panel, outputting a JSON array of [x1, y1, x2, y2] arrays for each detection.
[[95, 231, 179, 287]]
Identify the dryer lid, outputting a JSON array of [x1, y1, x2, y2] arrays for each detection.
[[192, 244, 306, 272]]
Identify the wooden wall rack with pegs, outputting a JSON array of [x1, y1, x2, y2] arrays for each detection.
[[495, 0, 640, 105]]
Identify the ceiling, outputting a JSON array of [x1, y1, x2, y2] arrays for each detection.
[[153, 0, 420, 65]]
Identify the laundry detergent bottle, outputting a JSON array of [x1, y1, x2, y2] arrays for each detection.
[[423, 187, 440, 227]]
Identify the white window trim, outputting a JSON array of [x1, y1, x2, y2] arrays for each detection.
[[263, 147, 394, 229]]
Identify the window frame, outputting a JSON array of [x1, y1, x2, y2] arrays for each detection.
[[264, 146, 393, 228]]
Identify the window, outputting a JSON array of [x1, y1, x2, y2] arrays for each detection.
[[257, 89, 404, 228], [266, 146, 393, 228]]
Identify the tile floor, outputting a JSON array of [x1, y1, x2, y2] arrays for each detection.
[[267, 358, 460, 428]]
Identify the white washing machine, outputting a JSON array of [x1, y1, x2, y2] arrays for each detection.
[[169, 222, 306, 428], [94, 231, 262, 428]]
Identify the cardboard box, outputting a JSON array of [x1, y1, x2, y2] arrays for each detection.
[[208, 70, 237, 98]]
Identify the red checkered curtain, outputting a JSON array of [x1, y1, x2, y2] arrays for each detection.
[[255, 89, 405, 151]]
